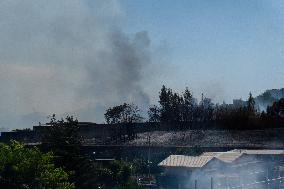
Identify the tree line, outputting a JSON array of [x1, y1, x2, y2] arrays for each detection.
[[2, 86, 284, 188], [105, 85, 284, 129]]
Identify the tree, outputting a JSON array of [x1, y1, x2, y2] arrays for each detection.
[[148, 105, 160, 122], [42, 114, 81, 156], [105, 103, 143, 124], [42, 115, 143, 189], [195, 94, 214, 122], [200, 97, 214, 121], [158, 85, 199, 123], [42, 115, 101, 189], [159, 85, 172, 122], [247, 92, 256, 116], [182, 87, 194, 122], [170, 92, 184, 122], [0, 140, 74, 189], [96, 160, 142, 189], [105, 103, 143, 142], [267, 98, 284, 118], [158, 85, 185, 122]]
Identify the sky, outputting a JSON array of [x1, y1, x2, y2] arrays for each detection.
[[0, 0, 284, 129]]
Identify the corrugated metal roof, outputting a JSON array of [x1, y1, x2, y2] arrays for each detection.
[[158, 155, 213, 168]]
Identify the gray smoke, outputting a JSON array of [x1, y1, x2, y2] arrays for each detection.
[[182, 155, 275, 189], [0, 0, 151, 128], [82, 30, 151, 110]]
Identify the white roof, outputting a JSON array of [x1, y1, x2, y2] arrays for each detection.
[[158, 155, 213, 168], [215, 152, 243, 163], [159, 149, 284, 168], [230, 149, 284, 155]]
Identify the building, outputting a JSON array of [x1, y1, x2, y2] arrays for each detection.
[[158, 150, 284, 189]]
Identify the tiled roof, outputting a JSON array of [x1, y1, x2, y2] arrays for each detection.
[[158, 155, 213, 168]]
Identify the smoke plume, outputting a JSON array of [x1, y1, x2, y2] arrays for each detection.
[[0, 0, 151, 128]]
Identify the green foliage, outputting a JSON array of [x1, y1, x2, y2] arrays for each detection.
[[0, 140, 74, 189], [43, 114, 81, 156], [114, 179, 143, 189], [43, 115, 141, 189], [132, 158, 161, 175], [43, 115, 98, 188], [158, 85, 214, 123], [159, 85, 184, 122], [67, 157, 101, 189], [94, 160, 142, 189], [110, 160, 142, 189]]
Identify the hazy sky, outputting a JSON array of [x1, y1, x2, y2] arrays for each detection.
[[1, 0, 284, 129], [122, 0, 284, 100]]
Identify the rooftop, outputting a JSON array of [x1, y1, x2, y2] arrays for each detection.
[[159, 149, 284, 168], [158, 155, 213, 168]]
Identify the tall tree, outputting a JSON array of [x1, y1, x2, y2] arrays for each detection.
[[159, 85, 197, 123], [182, 87, 194, 122], [247, 92, 256, 116], [159, 85, 172, 122], [199, 96, 214, 121], [170, 92, 184, 122], [42, 115, 102, 189]]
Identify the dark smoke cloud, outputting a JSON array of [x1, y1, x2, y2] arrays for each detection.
[[83, 30, 151, 108], [0, 0, 152, 128]]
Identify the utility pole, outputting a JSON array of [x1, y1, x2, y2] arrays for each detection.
[[267, 165, 270, 189], [279, 170, 281, 189], [147, 133, 151, 179]]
